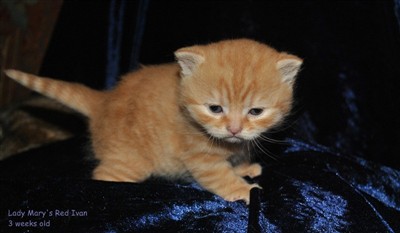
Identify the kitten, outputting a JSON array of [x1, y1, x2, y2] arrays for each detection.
[[5, 39, 302, 204]]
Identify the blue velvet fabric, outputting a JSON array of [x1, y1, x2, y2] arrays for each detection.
[[0, 135, 399, 232]]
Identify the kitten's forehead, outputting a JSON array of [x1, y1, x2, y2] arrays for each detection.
[[203, 61, 282, 105], [199, 41, 281, 80], [180, 39, 298, 113]]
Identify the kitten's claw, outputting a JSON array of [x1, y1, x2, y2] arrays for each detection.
[[223, 183, 262, 205]]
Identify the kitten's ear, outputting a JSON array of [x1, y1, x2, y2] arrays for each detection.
[[276, 53, 303, 84], [174, 49, 205, 77]]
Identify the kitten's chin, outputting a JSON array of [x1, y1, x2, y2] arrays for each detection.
[[224, 137, 244, 143]]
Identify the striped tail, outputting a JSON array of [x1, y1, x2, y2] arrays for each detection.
[[4, 69, 105, 117]]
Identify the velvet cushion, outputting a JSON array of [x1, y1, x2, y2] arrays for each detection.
[[0, 135, 399, 232]]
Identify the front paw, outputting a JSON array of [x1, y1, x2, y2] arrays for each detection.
[[223, 183, 262, 205], [246, 163, 262, 178], [233, 163, 263, 178]]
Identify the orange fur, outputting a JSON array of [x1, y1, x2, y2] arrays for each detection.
[[5, 39, 302, 204]]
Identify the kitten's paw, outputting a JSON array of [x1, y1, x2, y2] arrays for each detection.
[[233, 163, 263, 178], [223, 183, 262, 205], [246, 163, 263, 178]]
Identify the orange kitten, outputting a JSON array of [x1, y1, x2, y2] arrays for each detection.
[[5, 39, 302, 204]]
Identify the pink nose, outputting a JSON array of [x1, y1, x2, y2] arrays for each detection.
[[227, 126, 242, 135]]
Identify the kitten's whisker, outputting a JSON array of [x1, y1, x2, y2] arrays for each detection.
[[206, 135, 215, 156], [249, 140, 271, 165], [244, 141, 251, 156], [245, 141, 252, 161], [252, 139, 280, 161], [258, 134, 288, 144], [267, 116, 300, 133]]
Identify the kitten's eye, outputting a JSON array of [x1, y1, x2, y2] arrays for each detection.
[[248, 108, 264, 116], [209, 105, 223, 113]]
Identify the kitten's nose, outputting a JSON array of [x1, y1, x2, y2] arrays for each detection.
[[227, 126, 242, 136]]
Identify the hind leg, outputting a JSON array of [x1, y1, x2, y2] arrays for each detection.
[[93, 156, 153, 183]]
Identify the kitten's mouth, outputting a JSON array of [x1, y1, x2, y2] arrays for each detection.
[[224, 136, 244, 143]]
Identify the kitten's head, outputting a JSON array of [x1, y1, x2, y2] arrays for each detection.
[[175, 39, 302, 143]]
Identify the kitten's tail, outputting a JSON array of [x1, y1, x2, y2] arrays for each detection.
[[4, 69, 104, 117]]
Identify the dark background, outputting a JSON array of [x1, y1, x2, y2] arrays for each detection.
[[41, 0, 400, 169]]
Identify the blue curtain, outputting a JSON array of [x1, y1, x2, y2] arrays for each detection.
[[105, 0, 150, 89]]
